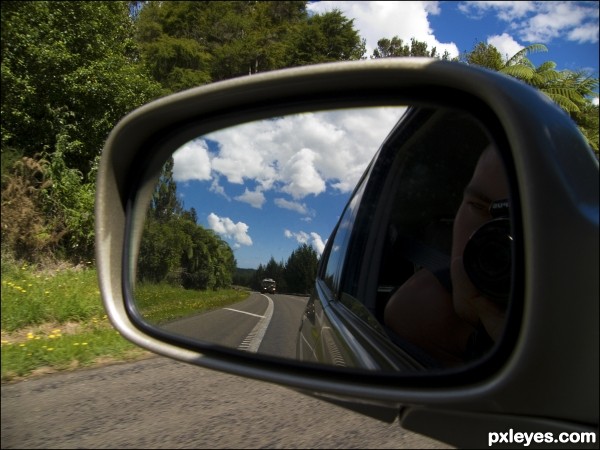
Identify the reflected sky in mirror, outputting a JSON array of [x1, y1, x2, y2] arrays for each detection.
[[171, 107, 407, 269]]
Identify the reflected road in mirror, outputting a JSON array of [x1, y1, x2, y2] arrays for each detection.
[[160, 293, 308, 359]]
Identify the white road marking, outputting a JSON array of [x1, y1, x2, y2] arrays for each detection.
[[224, 308, 265, 319], [236, 294, 274, 353]]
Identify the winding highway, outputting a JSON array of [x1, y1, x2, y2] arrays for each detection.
[[161, 292, 309, 360]]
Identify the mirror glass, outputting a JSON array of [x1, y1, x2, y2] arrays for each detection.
[[130, 105, 514, 374]]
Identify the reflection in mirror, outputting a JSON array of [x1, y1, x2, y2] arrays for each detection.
[[131, 105, 514, 374]]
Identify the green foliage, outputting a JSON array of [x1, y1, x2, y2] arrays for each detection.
[[1, 261, 103, 331], [151, 158, 183, 221], [1, 155, 58, 262], [1, 150, 96, 263], [572, 102, 599, 153], [246, 244, 319, 295], [136, 2, 365, 86], [0, 147, 23, 184], [286, 9, 366, 66], [41, 148, 97, 261], [284, 244, 319, 294], [233, 267, 257, 287], [0, 259, 248, 381], [460, 42, 505, 70], [134, 284, 248, 325], [137, 159, 237, 290], [461, 42, 599, 153], [1, 1, 162, 263], [371, 37, 450, 60], [1, 1, 162, 177], [1, 325, 141, 382]]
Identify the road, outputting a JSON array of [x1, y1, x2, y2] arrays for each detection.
[[1, 356, 451, 449], [161, 292, 308, 360]]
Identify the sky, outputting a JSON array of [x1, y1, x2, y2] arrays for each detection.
[[173, 1, 599, 269]]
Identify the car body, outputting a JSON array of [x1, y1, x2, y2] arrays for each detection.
[[96, 59, 598, 448]]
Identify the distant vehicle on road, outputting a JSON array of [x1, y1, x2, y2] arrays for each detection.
[[261, 278, 276, 294]]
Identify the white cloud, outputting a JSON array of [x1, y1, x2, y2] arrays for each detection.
[[209, 177, 230, 200], [310, 232, 326, 256], [284, 230, 326, 256], [274, 198, 310, 215], [459, 1, 536, 21], [592, 97, 599, 106], [204, 107, 405, 200], [487, 33, 524, 61], [207, 213, 252, 247], [567, 22, 600, 44], [459, 1, 599, 44], [280, 148, 326, 199], [172, 139, 211, 182], [308, 1, 459, 58], [235, 188, 266, 209]]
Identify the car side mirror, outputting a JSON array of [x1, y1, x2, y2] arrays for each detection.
[[96, 60, 598, 447]]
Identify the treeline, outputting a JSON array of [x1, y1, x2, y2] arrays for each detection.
[[233, 244, 319, 295], [1, 1, 597, 269], [137, 159, 236, 290]]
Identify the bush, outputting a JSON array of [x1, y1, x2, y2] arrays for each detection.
[[0, 155, 64, 262]]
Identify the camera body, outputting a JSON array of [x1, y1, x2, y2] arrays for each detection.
[[463, 199, 512, 304]]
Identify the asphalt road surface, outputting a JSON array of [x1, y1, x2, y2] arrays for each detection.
[[161, 293, 307, 359], [1, 356, 451, 449]]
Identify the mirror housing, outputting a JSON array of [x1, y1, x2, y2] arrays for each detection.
[[96, 59, 598, 445]]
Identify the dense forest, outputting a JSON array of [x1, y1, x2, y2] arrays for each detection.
[[2, 1, 598, 293]]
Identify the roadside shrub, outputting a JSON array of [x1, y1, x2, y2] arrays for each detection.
[[0, 155, 65, 262]]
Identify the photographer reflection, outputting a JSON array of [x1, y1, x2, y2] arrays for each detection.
[[384, 145, 511, 367]]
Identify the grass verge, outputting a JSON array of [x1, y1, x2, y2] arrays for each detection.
[[1, 259, 249, 382]]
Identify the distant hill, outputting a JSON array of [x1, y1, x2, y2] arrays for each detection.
[[233, 268, 256, 287]]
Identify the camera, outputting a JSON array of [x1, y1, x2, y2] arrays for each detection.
[[463, 199, 512, 305]]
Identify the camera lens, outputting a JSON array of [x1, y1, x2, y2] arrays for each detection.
[[478, 239, 511, 276], [463, 218, 512, 304]]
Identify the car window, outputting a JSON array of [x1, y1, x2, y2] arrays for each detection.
[[322, 107, 512, 370], [321, 175, 368, 299]]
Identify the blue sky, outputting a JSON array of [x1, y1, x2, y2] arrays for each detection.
[[174, 1, 599, 269]]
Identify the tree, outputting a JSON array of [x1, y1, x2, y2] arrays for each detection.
[[151, 158, 184, 221], [461, 42, 504, 70], [135, 2, 365, 86], [1, 1, 162, 262], [140, 157, 237, 289], [135, 1, 315, 85], [572, 102, 599, 153], [372, 37, 450, 60], [284, 244, 319, 294], [462, 42, 599, 153], [1, 1, 162, 177], [286, 9, 366, 66], [134, 1, 213, 92]]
